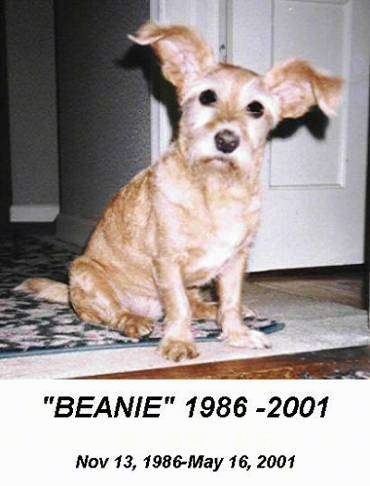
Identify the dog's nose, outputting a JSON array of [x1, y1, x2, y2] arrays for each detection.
[[214, 129, 240, 154]]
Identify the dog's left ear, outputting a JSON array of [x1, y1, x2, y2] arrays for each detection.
[[128, 22, 216, 96], [264, 59, 343, 120]]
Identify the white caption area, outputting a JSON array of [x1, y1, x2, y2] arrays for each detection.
[[0, 380, 367, 485]]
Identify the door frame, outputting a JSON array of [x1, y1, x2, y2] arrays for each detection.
[[149, 0, 226, 161]]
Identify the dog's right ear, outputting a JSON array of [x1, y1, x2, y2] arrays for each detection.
[[128, 22, 216, 96], [264, 58, 343, 120]]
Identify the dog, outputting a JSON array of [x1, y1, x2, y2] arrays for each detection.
[[17, 22, 342, 361]]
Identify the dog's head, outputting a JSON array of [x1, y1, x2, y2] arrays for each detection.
[[129, 23, 342, 170]]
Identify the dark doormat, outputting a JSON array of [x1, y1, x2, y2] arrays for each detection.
[[0, 234, 283, 358]]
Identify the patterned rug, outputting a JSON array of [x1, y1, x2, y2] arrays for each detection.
[[301, 370, 370, 379], [0, 234, 284, 358]]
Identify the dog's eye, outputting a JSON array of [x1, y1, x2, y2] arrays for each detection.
[[199, 89, 217, 105], [246, 100, 264, 118]]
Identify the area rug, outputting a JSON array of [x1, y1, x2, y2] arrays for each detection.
[[301, 369, 370, 379], [0, 234, 283, 357]]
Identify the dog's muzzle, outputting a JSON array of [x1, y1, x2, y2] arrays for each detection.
[[214, 129, 240, 154]]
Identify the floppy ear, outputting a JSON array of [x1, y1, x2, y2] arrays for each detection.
[[264, 59, 343, 120], [128, 22, 216, 95]]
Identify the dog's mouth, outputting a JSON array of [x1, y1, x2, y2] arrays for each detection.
[[201, 155, 236, 165]]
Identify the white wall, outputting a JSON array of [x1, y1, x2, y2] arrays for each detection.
[[5, 0, 59, 222]]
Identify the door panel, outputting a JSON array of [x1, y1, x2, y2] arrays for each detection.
[[230, 0, 370, 271], [271, 1, 346, 188]]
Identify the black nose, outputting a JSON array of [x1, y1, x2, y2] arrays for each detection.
[[215, 129, 240, 154]]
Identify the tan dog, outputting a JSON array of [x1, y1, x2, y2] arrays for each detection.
[[17, 23, 342, 361]]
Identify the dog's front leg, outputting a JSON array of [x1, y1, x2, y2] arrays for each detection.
[[155, 257, 199, 361], [217, 252, 270, 349]]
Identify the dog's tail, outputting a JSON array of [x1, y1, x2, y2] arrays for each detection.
[[15, 278, 69, 305]]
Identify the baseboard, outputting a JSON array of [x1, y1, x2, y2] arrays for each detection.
[[56, 212, 97, 247], [10, 204, 59, 223]]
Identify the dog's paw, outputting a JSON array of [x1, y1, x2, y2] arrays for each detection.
[[119, 315, 154, 340], [160, 339, 199, 362], [219, 328, 271, 349]]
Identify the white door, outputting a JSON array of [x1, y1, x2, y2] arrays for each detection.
[[151, 0, 370, 271]]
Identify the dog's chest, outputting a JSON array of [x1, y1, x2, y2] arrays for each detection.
[[194, 221, 245, 265], [157, 163, 262, 281], [186, 198, 258, 280]]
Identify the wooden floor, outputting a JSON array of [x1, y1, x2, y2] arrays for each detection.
[[86, 346, 370, 379], [249, 265, 366, 310], [84, 266, 369, 379]]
